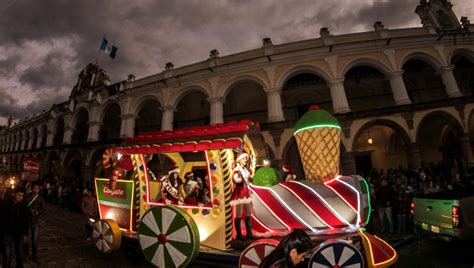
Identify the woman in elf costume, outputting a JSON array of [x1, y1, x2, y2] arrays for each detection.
[[230, 152, 255, 240]]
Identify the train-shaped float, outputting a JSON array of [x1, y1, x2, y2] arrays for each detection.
[[92, 106, 397, 267]]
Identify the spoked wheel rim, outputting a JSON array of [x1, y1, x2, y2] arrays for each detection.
[[309, 239, 364, 268], [92, 219, 121, 253], [138, 205, 200, 268], [239, 239, 279, 268]]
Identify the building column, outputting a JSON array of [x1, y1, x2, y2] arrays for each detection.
[[46, 130, 54, 147], [87, 121, 101, 142], [460, 134, 474, 167], [408, 142, 421, 169], [27, 136, 34, 150], [208, 97, 224, 125], [36, 133, 44, 149], [388, 71, 411, 105], [265, 88, 285, 123], [440, 65, 463, 98], [161, 106, 174, 131], [329, 78, 351, 114], [63, 126, 74, 144], [120, 114, 137, 138], [341, 151, 356, 175]]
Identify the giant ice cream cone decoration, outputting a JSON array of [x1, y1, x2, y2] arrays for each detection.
[[294, 105, 341, 183]]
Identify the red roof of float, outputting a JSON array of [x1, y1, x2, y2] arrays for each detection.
[[114, 120, 258, 154]]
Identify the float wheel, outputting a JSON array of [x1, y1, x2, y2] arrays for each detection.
[[308, 239, 364, 268], [92, 219, 122, 253], [138, 205, 200, 268], [239, 239, 279, 268]]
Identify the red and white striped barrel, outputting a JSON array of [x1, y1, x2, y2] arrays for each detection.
[[250, 175, 369, 235]]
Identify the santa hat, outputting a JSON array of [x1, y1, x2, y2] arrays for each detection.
[[282, 164, 295, 174], [236, 152, 249, 162], [185, 172, 194, 179], [168, 164, 180, 174]]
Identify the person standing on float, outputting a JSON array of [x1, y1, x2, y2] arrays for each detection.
[[230, 152, 255, 240]]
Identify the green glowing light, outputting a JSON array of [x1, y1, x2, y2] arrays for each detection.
[[361, 178, 371, 224], [293, 124, 341, 136]]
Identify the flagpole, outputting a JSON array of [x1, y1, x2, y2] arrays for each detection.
[[95, 34, 105, 65]]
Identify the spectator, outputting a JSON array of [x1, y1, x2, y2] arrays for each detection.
[[260, 229, 313, 268], [394, 184, 409, 235], [26, 182, 44, 262], [376, 179, 394, 234], [2, 186, 29, 268], [81, 189, 98, 241]]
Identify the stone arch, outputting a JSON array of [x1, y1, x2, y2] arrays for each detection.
[[39, 124, 47, 148], [97, 100, 122, 123], [340, 57, 393, 77], [174, 88, 210, 128], [88, 148, 106, 178], [222, 77, 268, 123], [402, 54, 447, 104], [98, 102, 122, 141], [44, 150, 60, 178], [450, 49, 474, 96], [220, 74, 269, 99], [343, 64, 394, 112], [131, 95, 163, 115], [63, 150, 84, 180], [399, 51, 443, 71], [280, 68, 333, 119], [416, 110, 464, 142], [448, 48, 474, 64], [134, 97, 162, 135], [352, 119, 412, 172], [416, 110, 464, 165], [52, 117, 65, 146], [275, 64, 332, 89], [22, 129, 29, 150], [71, 107, 89, 129], [72, 108, 89, 143], [170, 85, 211, 108], [352, 119, 411, 151], [30, 127, 38, 150]]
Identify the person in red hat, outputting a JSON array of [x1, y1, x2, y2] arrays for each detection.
[[183, 172, 201, 205], [231, 152, 255, 240], [282, 164, 297, 182], [158, 165, 184, 204]]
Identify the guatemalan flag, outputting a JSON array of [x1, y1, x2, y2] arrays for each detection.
[[100, 37, 118, 59]]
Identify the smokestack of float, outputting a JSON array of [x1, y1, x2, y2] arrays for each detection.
[[293, 105, 341, 183]]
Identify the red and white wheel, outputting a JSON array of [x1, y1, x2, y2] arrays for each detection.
[[92, 219, 122, 253], [239, 239, 279, 268]]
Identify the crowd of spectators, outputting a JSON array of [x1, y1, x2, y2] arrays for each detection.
[[363, 159, 470, 236]]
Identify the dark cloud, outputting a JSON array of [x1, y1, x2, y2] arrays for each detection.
[[0, 0, 472, 125]]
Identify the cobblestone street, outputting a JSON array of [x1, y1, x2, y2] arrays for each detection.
[[20, 203, 149, 268]]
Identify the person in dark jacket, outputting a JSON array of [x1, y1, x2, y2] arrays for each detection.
[[26, 182, 44, 262], [376, 179, 395, 234], [2, 186, 29, 268]]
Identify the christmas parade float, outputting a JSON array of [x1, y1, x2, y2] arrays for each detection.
[[92, 106, 397, 268]]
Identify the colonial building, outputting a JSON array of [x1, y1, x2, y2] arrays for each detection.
[[1, 0, 474, 181]]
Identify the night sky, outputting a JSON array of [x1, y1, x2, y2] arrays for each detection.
[[0, 0, 472, 125]]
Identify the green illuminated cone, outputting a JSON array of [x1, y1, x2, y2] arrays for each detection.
[[293, 105, 341, 183]]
